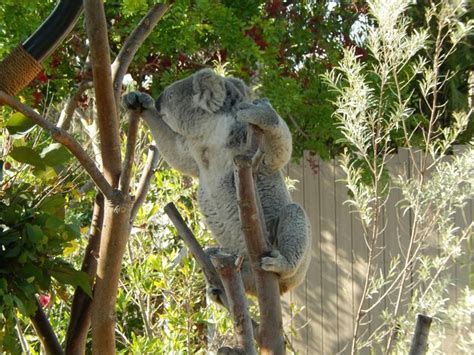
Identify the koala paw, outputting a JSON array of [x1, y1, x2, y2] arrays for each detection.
[[236, 98, 279, 129], [122, 91, 154, 111], [261, 250, 291, 274]]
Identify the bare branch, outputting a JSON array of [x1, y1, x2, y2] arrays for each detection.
[[131, 144, 160, 220], [119, 110, 140, 193], [164, 202, 228, 308], [84, 0, 121, 186], [57, 80, 92, 130], [0, 91, 115, 199], [211, 253, 256, 355], [111, 3, 170, 103], [30, 299, 64, 355], [234, 155, 285, 354]]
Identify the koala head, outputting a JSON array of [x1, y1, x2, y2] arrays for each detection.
[[155, 69, 253, 137]]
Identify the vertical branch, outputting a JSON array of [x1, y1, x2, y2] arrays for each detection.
[[30, 300, 64, 355], [84, 0, 121, 186], [408, 314, 432, 355], [234, 155, 285, 355], [66, 193, 104, 354], [211, 254, 256, 355], [119, 110, 140, 193]]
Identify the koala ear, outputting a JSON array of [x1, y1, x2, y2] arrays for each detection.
[[192, 69, 226, 113]]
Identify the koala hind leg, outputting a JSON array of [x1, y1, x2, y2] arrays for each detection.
[[261, 203, 311, 285]]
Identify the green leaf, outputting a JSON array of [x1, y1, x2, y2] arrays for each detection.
[[9, 146, 46, 169], [25, 223, 44, 243], [50, 264, 92, 297], [38, 194, 65, 216], [5, 112, 35, 136], [40, 143, 72, 166]]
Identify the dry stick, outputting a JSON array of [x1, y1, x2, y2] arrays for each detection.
[[30, 299, 64, 355], [111, 3, 170, 104], [234, 155, 285, 355], [0, 91, 114, 200], [210, 254, 256, 355], [164, 202, 228, 308], [408, 314, 432, 355], [66, 193, 104, 355]]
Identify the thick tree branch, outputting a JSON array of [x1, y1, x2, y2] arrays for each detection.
[[111, 3, 170, 103], [66, 193, 104, 355], [164, 203, 228, 308], [119, 110, 140, 193], [0, 91, 114, 199], [131, 144, 160, 220], [234, 155, 285, 355], [30, 299, 64, 355], [211, 254, 256, 355], [84, 0, 121, 186]]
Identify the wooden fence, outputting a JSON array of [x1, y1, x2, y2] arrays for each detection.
[[282, 148, 473, 354]]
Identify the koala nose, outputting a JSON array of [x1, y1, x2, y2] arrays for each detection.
[[155, 93, 163, 113]]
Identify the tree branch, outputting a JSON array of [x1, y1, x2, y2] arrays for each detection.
[[409, 314, 432, 355], [211, 253, 256, 355], [119, 110, 140, 193], [0, 91, 115, 200], [234, 155, 285, 354], [57, 80, 92, 130], [164, 202, 228, 308], [30, 299, 64, 355], [66, 193, 104, 354], [131, 144, 160, 220], [84, 0, 122, 187], [111, 3, 170, 104]]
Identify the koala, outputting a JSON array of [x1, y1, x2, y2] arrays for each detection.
[[123, 69, 311, 300]]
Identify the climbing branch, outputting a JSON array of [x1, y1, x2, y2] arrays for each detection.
[[0, 91, 115, 200], [234, 155, 285, 354], [119, 110, 141, 193], [211, 253, 256, 355]]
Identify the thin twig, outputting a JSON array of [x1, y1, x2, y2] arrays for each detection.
[[0, 91, 115, 200], [131, 144, 160, 220], [111, 3, 170, 104], [57, 80, 92, 130]]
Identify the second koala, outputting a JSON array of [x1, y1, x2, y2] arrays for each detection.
[[124, 69, 311, 299]]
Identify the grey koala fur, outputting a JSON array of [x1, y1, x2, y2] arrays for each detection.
[[123, 69, 311, 299]]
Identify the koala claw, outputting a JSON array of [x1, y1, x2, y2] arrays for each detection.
[[236, 100, 279, 129], [122, 91, 154, 111], [261, 250, 290, 274]]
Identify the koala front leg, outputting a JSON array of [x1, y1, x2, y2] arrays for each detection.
[[123, 92, 199, 177], [236, 99, 292, 171], [261, 203, 311, 288]]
